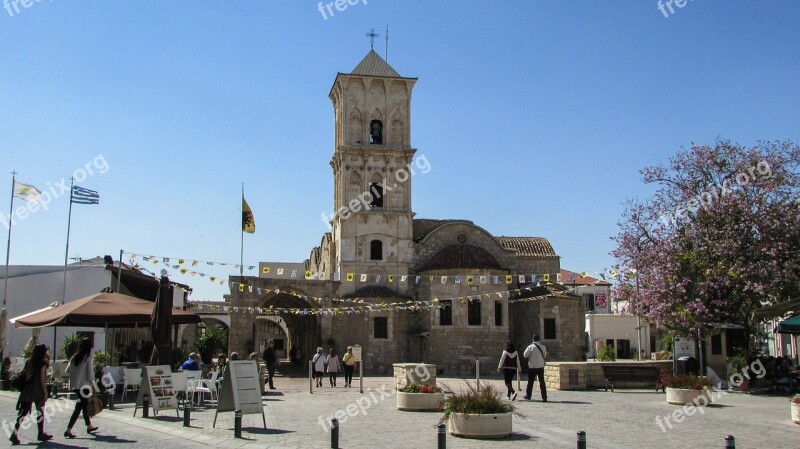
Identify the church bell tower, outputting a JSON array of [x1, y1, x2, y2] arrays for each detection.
[[328, 50, 418, 295]]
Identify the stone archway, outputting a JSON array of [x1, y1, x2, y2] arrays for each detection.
[[258, 291, 320, 369]]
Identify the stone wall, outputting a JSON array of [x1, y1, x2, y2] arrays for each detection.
[[542, 361, 673, 390], [393, 363, 437, 389]]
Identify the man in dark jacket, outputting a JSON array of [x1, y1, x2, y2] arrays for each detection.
[[262, 340, 277, 390]]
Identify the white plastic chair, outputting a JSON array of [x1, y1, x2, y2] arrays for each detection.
[[121, 368, 142, 400], [102, 366, 125, 396], [187, 379, 215, 405], [170, 372, 188, 407]]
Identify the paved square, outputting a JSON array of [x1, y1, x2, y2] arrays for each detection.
[[2, 375, 798, 448]]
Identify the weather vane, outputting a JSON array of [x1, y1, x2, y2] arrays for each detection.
[[365, 28, 380, 50]]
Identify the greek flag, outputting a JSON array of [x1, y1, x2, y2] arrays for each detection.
[[71, 185, 99, 204]]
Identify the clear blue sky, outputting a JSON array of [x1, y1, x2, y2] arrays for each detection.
[[1, 1, 798, 301]]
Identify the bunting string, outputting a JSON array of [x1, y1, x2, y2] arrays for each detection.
[[187, 284, 590, 316], [124, 250, 623, 286]]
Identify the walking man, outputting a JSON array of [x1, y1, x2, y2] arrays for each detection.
[[523, 334, 547, 402], [263, 339, 278, 390]]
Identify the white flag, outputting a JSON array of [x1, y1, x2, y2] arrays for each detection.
[[13, 181, 41, 203]]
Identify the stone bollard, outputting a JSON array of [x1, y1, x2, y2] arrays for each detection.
[[725, 435, 735, 448], [577, 431, 587, 449], [143, 395, 149, 418], [330, 417, 339, 449], [437, 423, 446, 449], [234, 410, 242, 438], [183, 403, 191, 427]]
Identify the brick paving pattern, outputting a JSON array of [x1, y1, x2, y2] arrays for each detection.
[[1, 374, 798, 448]]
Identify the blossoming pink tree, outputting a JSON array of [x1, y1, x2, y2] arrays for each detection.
[[612, 140, 800, 351]]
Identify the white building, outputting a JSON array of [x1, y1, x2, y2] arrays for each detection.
[[2, 257, 189, 360], [586, 313, 651, 359]]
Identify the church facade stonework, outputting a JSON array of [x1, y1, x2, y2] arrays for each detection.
[[229, 51, 585, 374]]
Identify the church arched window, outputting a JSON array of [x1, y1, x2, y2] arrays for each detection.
[[370, 240, 383, 260], [369, 182, 384, 208], [369, 119, 383, 144]]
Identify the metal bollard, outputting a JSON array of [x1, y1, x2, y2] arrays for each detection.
[[234, 410, 242, 438], [330, 417, 339, 449], [577, 431, 587, 449], [107, 390, 115, 410], [725, 435, 735, 448], [437, 423, 446, 449], [143, 395, 149, 418], [183, 403, 191, 427]]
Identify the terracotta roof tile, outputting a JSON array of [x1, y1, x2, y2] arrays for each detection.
[[496, 237, 557, 258]]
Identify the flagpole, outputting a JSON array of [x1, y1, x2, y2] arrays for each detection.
[[1, 171, 17, 360], [3, 171, 16, 308], [56, 177, 75, 359], [62, 177, 74, 306], [240, 183, 244, 277]]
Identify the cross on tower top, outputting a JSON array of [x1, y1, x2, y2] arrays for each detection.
[[365, 28, 380, 50]]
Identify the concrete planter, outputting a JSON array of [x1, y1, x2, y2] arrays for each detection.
[[396, 391, 444, 411], [447, 413, 512, 439], [791, 401, 800, 424], [665, 387, 713, 406]]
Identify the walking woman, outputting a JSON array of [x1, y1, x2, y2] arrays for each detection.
[[342, 346, 356, 387], [326, 348, 340, 387], [312, 347, 326, 387], [64, 338, 98, 439], [9, 343, 52, 445], [497, 340, 521, 400]]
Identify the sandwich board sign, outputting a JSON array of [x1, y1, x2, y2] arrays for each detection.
[[213, 360, 267, 429], [134, 365, 179, 417]]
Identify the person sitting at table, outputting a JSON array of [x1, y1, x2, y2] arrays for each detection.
[[215, 353, 227, 372], [181, 353, 201, 371]]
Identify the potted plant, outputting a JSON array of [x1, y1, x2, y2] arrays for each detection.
[[597, 344, 616, 362], [397, 383, 444, 411], [440, 382, 521, 439], [61, 334, 83, 360], [662, 373, 713, 405], [0, 357, 11, 391], [791, 395, 800, 424], [727, 355, 748, 390], [193, 324, 228, 364]]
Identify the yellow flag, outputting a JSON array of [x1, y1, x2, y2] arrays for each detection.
[[242, 196, 255, 234]]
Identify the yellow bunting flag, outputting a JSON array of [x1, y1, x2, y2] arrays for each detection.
[[505, 275, 513, 284], [346, 273, 354, 282]]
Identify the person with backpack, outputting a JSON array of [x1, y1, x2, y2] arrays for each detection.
[[9, 344, 51, 445], [312, 347, 327, 388], [522, 334, 547, 402], [497, 340, 522, 400]]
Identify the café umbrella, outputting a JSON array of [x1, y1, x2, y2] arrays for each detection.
[[12, 292, 200, 328]]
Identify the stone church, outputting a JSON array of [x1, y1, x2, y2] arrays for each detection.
[[229, 51, 584, 374]]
